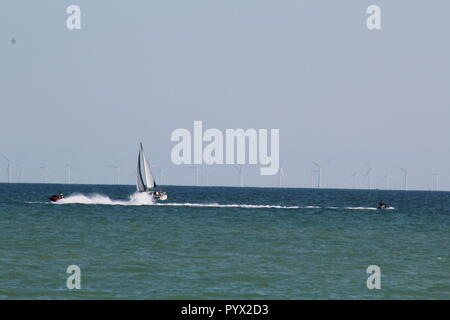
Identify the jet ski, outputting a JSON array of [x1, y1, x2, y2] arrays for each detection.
[[48, 193, 64, 202], [377, 201, 387, 210]]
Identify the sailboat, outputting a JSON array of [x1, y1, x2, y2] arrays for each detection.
[[137, 142, 168, 200]]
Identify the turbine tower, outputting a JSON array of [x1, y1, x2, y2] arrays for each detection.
[[17, 165, 24, 183], [365, 164, 375, 190], [430, 173, 439, 191], [40, 165, 48, 184], [235, 165, 244, 187], [384, 173, 392, 190], [310, 159, 332, 188], [13, 159, 23, 183], [401, 168, 408, 191], [277, 167, 285, 188], [377, 173, 391, 190], [1, 153, 11, 183]]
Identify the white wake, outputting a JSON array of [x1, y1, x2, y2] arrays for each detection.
[[50, 193, 394, 211], [154, 202, 301, 209], [343, 206, 395, 210], [54, 192, 155, 206], [52, 193, 299, 209]]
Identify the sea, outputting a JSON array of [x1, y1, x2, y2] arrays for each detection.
[[0, 183, 448, 299]]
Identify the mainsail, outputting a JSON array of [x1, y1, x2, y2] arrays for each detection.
[[136, 143, 156, 192]]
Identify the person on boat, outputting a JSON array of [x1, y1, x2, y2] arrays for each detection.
[[378, 200, 386, 209]]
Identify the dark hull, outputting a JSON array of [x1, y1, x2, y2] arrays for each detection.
[[48, 195, 63, 202]]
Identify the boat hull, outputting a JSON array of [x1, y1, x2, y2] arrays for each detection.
[[151, 192, 168, 201], [48, 195, 64, 202], [157, 194, 168, 201]]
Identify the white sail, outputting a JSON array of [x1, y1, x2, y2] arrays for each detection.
[[136, 143, 155, 192]]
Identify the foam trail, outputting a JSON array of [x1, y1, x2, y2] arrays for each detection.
[[54, 195, 299, 209], [51, 194, 394, 210], [342, 206, 395, 210], [155, 203, 301, 209], [55, 192, 155, 206]]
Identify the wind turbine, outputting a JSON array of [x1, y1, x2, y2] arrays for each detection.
[[365, 164, 375, 190], [401, 168, 408, 191], [40, 165, 48, 184], [190, 165, 199, 186], [1, 153, 11, 183], [234, 165, 245, 187], [277, 167, 286, 188], [13, 159, 24, 183], [429, 173, 439, 191], [380, 173, 392, 190], [310, 159, 332, 188]]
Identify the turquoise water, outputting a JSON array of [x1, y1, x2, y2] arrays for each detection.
[[0, 183, 448, 299]]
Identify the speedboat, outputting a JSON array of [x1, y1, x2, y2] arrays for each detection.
[[48, 193, 64, 202]]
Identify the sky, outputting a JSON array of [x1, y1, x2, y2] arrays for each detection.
[[0, 0, 449, 190]]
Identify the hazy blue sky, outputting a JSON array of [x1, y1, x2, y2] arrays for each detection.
[[1, 0, 449, 190]]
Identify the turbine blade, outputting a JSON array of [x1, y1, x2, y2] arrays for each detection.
[[0, 153, 9, 162], [310, 161, 320, 167]]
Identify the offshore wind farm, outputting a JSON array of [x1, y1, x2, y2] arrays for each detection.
[[1, 153, 447, 192]]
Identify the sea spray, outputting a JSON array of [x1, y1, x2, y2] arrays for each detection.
[[55, 192, 155, 206]]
